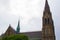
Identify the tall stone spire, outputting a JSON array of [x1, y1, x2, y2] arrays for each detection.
[[16, 19, 20, 33], [42, 0, 56, 40]]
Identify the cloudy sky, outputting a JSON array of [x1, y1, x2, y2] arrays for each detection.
[[0, 0, 60, 40]]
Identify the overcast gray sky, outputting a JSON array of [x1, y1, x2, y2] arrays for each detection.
[[0, 0, 59, 40]]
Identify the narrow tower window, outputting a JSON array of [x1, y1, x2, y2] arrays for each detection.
[[45, 18, 47, 24], [47, 18, 49, 24], [45, 18, 49, 24]]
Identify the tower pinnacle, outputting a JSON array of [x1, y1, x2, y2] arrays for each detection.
[[44, 0, 50, 12], [43, 0, 51, 17]]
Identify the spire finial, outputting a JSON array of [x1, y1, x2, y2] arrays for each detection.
[[44, 0, 50, 12], [46, 0, 47, 2], [46, 0, 48, 5]]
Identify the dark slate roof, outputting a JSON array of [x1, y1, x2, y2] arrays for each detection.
[[20, 31, 42, 38]]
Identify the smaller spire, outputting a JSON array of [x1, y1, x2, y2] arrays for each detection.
[[16, 19, 20, 33]]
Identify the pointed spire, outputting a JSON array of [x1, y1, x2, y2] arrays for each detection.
[[43, 0, 52, 16], [44, 0, 50, 11], [16, 19, 20, 33]]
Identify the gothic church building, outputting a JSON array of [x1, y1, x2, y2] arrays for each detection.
[[2, 0, 56, 40]]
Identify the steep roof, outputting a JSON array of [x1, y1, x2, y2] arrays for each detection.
[[4, 25, 18, 36]]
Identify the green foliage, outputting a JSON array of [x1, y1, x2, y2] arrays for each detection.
[[2, 34, 29, 40], [0, 37, 2, 40]]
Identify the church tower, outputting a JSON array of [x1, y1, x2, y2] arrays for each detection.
[[42, 0, 56, 40], [16, 19, 20, 33]]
